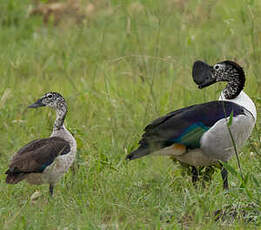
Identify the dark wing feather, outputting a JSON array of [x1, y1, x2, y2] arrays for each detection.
[[144, 105, 195, 131], [127, 101, 245, 160], [6, 137, 70, 184]]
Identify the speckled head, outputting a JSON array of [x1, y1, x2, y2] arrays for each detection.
[[28, 92, 67, 110], [192, 60, 245, 99], [28, 92, 68, 130]]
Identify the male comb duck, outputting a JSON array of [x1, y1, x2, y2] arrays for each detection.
[[126, 60, 256, 189]]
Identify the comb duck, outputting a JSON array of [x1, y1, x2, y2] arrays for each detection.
[[126, 60, 256, 189], [5, 92, 77, 196]]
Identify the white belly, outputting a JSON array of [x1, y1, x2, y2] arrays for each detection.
[[151, 144, 216, 166], [25, 150, 76, 185], [200, 112, 255, 162], [175, 149, 216, 166]]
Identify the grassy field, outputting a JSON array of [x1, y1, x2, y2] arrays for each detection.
[[0, 0, 261, 229]]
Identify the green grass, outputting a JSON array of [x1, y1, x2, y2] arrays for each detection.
[[0, 0, 261, 229]]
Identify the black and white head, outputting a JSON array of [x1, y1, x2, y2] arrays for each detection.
[[28, 92, 67, 111], [192, 60, 245, 99], [28, 92, 67, 130]]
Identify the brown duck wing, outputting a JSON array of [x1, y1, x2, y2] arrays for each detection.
[[5, 137, 70, 184]]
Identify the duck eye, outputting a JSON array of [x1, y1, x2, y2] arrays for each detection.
[[214, 65, 220, 70], [48, 94, 53, 98]]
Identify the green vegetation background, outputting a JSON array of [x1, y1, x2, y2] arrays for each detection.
[[0, 0, 260, 229]]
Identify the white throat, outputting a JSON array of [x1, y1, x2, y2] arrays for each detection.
[[219, 91, 257, 121]]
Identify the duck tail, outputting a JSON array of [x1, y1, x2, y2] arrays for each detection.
[[5, 169, 26, 184], [126, 146, 150, 160]]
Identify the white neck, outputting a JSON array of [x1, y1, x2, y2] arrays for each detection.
[[53, 107, 67, 131], [52, 124, 76, 145], [219, 90, 257, 121]]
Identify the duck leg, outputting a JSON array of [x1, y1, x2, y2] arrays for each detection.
[[203, 166, 215, 182], [191, 166, 199, 185], [49, 184, 54, 196], [220, 163, 229, 190]]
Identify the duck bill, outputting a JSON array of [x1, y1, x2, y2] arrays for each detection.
[[192, 60, 216, 89], [28, 99, 45, 108], [198, 78, 216, 89]]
